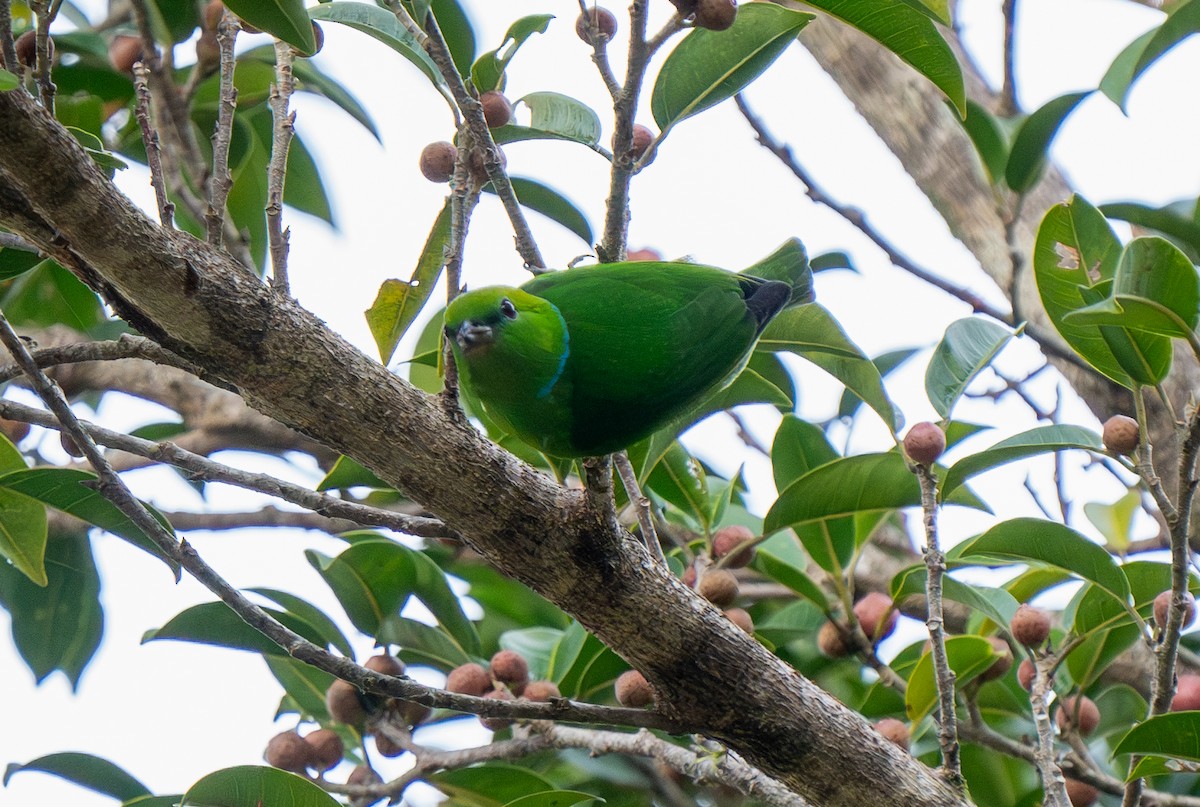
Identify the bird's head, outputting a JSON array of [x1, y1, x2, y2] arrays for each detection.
[[443, 286, 568, 366]]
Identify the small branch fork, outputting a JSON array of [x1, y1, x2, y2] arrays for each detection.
[[206, 10, 238, 247], [132, 64, 174, 228], [614, 450, 665, 565], [266, 39, 296, 292]]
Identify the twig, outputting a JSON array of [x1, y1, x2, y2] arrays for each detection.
[[30, 0, 57, 110], [575, 0, 621, 98], [440, 146, 483, 411], [1030, 655, 1070, 807], [161, 506, 364, 534], [266, 39, 296, 291], [206, 11, 238, 246], [1004, 195, 1026, 323], [0, 1, 18, 74], [915, 462, 961, 786], [0, 231, 38, 251], [614, 450, 665, 564], [133, 64, 174, 228], [999, 0, 1019, 116], [733, 93, 1096, 377]]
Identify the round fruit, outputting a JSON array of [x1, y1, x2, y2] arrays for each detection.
[[479, 91, 512, 128], [853, 592, 898, 642], [364, 654, 405, 677], [348, 764, 381, 786], [60, 432, 84, 458], [712, 524, 756, 568], [264, 730, 314, 773], [1065, 778, 1099, 807], [446, 662, 492, 696], [1017, 658, 1036, 692], [615, 669, 655, 707], [1010, 603, 1051, 647], [1171, 674, 1200, 711], [724, 607, 754, 634], [480, 687, 516, 730], [419, 141, 457, 183], [979, 636, 1013, 682], [522, 680, 562, 701], [903, 421, 946, 465], [14, 31, 45, 68], [108, 35, 145, 74], [873, 717, 909, 750], [817, 620, 850, 658], [1102, 414, 1139, 455], [304, 728, 344, 772], [681, 562, 697, 588], [669, 0, 700, 15], [395, 698, 432, 727], [326, 679, 368, 726], [374, 732, 405, 758], [195, 30, 220, 70], [698, 568, 739, 607], [490, 649, 529, 685], [575, 6, 618, 43], [1154, 589, 1197, 630], [626, 247, 663, 262], [307, 22, 324, 56], [1055, 695, 1100, 736], [694, 0, 737, 30], [0, 417, 30, 444], [631, 124, 654, 161]]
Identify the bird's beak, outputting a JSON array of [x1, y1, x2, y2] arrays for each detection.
[[452, 321, 494, 352]]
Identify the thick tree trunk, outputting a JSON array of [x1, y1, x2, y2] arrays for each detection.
[[0, 89, 970, 807]]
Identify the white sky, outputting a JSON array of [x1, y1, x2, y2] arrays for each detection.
[[4, 0, 1199, 805]]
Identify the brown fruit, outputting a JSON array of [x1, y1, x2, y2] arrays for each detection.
[[615, 669, 655, 707], [479, 91, 512, 128], [903, 421, 946, 465], [626, 247, 663, 262], [394, 699, 432, 727], [419, 141, 457, 183], [669, 0, 700, 15], [873, 717, 910, 750], [325, 679, 368, 726], [694, 0, 737, 30], [306, 22, 324, 56], [1102, 414, 1139, 455], [480, 687, 515, 730], [490, 649, 529, 685], [15, 31, 48, 68], [1017, 658, 1036, 692], [374, 732, 405, 758], [1154, 589, 1197, 630], [108, 35, 145, 74], [1056, 695, 1101, 736], [195, 30, 220, 70], [712, 524, 756, 568], [853, 592, 898, 642], [522, 680, 562, 701], [979, 636, 1013, 682], [575, 6, 618, 43], [0, 417, 30, 444], [204, 0, 227, 30], [1171, 674, 1200, 711], [724, 607, 754, 634], [304, 728, 344, 772], [817, 620, 850, 658], [347, 765, 383, 807], [446, 662, 492, 696], [1010, 603, 1051, 647], [1065, 778, 1100, 807], [698, 568, 739, 607], [364, 654, 406, 677], [264, 730, 314, 773], [681, 562, 697, 588], [60, 432, 84, 458], [631, 124, 654, 161]]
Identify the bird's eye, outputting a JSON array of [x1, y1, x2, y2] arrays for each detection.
[[499, 298, 518, 319]]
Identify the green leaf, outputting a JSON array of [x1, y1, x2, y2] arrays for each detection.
[[483, 176, 592, 244], [376, 616, 472, 670], [263, 656, 340, 723], [646, 442, 710, 529], [4, 753, 150, 802], [896, 0, 951, 25], [316, 455, 391, 491], [366, 199, 451, 363], [905, 635, 998, 722], [1083, 487, 1141, 552], [223, 0, 316, 54], [499, 627, 563, 680], [954, 518, 1131, 603], [0, 68, 19, 91], [1065, 622, 1139, 689], [0, 467, 179, 575], [940, 424, 1102, 499], [1, 259, 106, 333], [752, 532, 829, 610], [1033, 195, 1172, 388], [470, 14, 554, 93], [504, 792, 601, 807], [1100, 1, 1200, 110], [143, 601, 329, 656], [238, 46, 380, 139], [430, 0, 476, 76], [810, 250, 857, 273], [0, 531, 101, 687], [1113, 712, 1200, 761], [309, 2, 441, 86], [765, 451, 986, 535], [308, 537, 479, 653], [925, 317, 1015, 418], [651, 3, 813, 132], [742, 237, 815, 307], [1101, 201, 1200, 261], [182, 765, 339, 807], [958, 99, 1009, 186], [1005, 91, 1091, 194], [0, 465, 46, 585], [513, 91, 602, 147], [759, 304, 899, 430], [249, 588, 354, 657], [432, 764, 556, 807], [803, 0, 964, 116], [891, 566, 1019, 630]]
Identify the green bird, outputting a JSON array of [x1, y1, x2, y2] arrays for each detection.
[[443, 261, 792, 458]]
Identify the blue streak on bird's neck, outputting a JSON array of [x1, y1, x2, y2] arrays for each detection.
[[536, 307, 570, 399]]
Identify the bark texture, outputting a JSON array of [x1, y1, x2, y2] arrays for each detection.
[[0, 89, 970, 807]]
